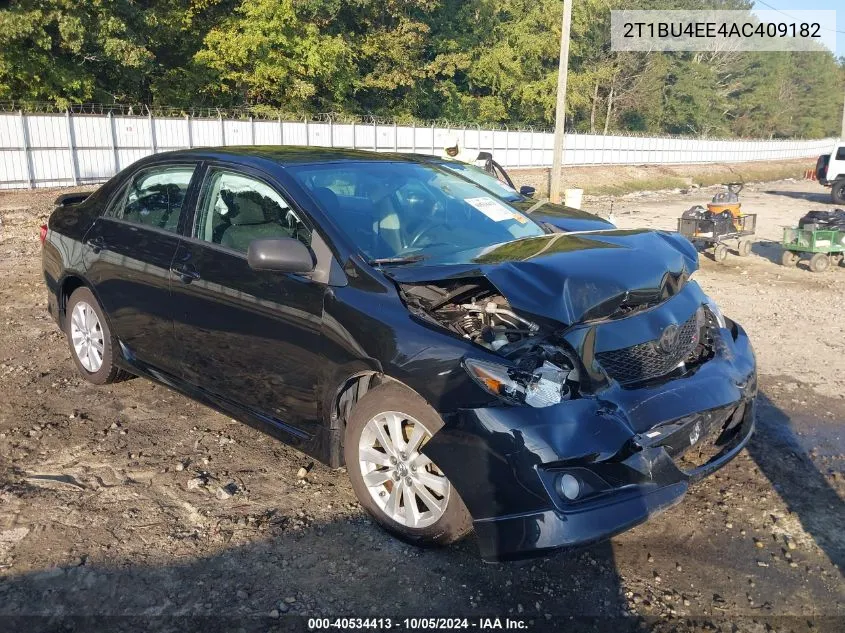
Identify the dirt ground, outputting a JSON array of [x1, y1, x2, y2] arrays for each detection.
[[0, 177, 843, 632]]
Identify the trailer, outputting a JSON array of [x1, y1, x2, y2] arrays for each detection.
[[781, 226, 845, 272], [678, 212, 757, 263]]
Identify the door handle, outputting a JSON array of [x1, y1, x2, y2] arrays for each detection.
[[85, 236, 108, 253], [170, 265, 201, 283]]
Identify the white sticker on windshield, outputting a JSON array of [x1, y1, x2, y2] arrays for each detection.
[[465, 197, 515, 222]]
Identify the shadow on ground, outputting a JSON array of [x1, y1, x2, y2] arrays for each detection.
[[748, 392, 845, 574], [762, 190, 834, 205], [0, 522, 632, 631], [750, 239, 788, 265], [1, 389, 842, 633]]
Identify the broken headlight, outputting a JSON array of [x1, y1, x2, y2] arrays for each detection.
[[464, 357, 577, 408], [704, 297, 727, 329]]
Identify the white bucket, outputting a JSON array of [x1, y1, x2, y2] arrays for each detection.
[[564, 188, 583, 209]]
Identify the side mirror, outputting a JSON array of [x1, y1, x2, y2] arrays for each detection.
[[247, 237, 315, 273], [519, 185, 536, 198]]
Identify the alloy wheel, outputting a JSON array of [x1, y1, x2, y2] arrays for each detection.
[[70, 301, 104, 373], [358, 411, 450, 529]]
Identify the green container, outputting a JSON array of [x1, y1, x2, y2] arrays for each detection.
[[781, 227, 845, 254]]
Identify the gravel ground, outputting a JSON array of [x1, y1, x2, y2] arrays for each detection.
[[0, 178, 843, 632]]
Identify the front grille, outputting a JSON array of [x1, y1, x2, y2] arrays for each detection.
[[596, 309, 702, 385]]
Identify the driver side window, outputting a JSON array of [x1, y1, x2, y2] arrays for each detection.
[[110, 165, 196, 233]]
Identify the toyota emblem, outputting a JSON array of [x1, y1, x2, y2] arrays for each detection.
[[657, 324, 681, 355]]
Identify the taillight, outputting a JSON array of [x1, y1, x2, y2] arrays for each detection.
[[39, 224, 48, 245]]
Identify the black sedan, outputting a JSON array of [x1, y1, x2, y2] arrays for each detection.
[[42, 147, 757, 560]]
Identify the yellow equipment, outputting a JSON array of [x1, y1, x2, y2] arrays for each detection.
[[707, 183, 744, 226]]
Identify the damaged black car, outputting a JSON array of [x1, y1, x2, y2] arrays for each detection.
[[42, 148, 756, 560]]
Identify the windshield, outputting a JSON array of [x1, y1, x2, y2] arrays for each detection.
[[288, 161, 544, 263], [433, 160, 522, 202]]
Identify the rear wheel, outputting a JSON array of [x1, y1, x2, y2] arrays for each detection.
[[344, 382, 472, 546], [65, 287, 126, 384], [781, 250, 799, 267], [809, 253, 830, 273], [832, 180, 845, 205], [737, 238, 752, 257]]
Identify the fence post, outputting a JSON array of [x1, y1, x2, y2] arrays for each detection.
[[186, 114, 193, 149], [517, 128, 522, 167], [65, 110, 79, 186], [351, 120, 356, 150], [393, 121, 398, 152], [373, 119, 377, 151], [304, 116, 309, 147], [329, 116, 334, 148], [504, 125, 509, 166], [219, 112, 225, 145], [411, 122, 416, 153], [108, 111, 119, 175], [148, 110, 157, 154], [19, 110, 35, 189], [279, 116, 284, 146], [249, 116, 255, 145], [431, 123, 435, 155]]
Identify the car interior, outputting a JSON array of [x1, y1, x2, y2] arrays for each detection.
[[119, 167, 194, 231], [294, 163, 541, 260], [196, 170, 311, 252]]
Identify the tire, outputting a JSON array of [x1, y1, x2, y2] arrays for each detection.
[[344, 382, 472, 547], [832, 180, 845, 205], [737, 238, 752, 257], [781, 250, 799, 267], [65, 287, 126, 384], [714, 244, 728, 262], [809, 253, 830, 273]]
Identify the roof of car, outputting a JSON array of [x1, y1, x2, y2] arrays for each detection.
[[146, 146, 428, 167]]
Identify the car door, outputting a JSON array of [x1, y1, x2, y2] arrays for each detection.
[[170, 165, 327, 439], [83, 162, 199, 374]]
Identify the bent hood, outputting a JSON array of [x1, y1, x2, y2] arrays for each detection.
[[386, 229, 699, 325]]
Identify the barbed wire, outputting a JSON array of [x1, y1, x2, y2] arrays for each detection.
[[0, 100, 834, 144]]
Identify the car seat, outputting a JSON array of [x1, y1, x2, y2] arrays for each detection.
[[220, 191, 290, 252]]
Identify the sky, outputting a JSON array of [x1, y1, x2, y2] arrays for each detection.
[[752, 0, 845, 57]]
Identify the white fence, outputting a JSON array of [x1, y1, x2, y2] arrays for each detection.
[[0, 111, 836, 189]]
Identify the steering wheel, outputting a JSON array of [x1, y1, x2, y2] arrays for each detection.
[[406, 220, 444, 249]]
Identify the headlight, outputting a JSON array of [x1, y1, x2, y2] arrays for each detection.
[[704, 297, 727, 329], [464, 358, 575, 408], [686, 272, 727, 329]]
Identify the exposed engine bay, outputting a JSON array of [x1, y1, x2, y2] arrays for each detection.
[[399, 279, 581, 407]]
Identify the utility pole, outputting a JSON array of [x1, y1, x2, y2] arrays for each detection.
[[550, 0, 574, 204], [841, 82, 845, 139]]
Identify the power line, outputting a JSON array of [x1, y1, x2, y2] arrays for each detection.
[[754, 0, 845, 36]]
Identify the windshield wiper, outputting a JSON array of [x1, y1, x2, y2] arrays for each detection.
[[367, 254, 427, 266]]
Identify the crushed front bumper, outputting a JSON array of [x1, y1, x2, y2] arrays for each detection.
[[423, 320, 756, 561]]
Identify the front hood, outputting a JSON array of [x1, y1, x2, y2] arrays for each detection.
[[385, 229, 699, 325]]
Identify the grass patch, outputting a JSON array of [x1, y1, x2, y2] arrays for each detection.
[[584, 176, 689, 196], [573, 161, 808, 196]]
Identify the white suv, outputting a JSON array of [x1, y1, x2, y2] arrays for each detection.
[[817, 144, 845, 204]]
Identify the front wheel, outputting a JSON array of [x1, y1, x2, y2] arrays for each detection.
[[344, 382, 472, 546], [832, 180, 845, 205], [781, 250, 799, 267], [737, 238, 752, 257], [713, 243, 728, 263]]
